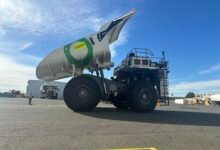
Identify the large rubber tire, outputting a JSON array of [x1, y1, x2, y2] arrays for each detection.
[[128, 81, 158, 112], [63, 76, 101, 112], [112, 99, 129, 109]]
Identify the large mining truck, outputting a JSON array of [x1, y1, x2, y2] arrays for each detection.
[[36, 9, 169, 112]]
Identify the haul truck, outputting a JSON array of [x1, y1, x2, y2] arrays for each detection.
[[36, 9, 169, 112], [40, 84, 58, 99]]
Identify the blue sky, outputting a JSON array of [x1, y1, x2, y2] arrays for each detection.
[[0, 0, 220, 96]]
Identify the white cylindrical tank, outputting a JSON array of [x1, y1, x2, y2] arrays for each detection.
[[36, 10, 136, 81]]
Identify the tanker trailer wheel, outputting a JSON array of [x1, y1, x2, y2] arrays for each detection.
[[63, 76, 101, 112], [128, 81, 158, 113]]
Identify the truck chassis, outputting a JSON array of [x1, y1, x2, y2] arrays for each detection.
[[63, 48, 169, 112]]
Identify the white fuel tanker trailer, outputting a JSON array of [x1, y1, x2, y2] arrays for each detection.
[[36, 10, 169, 112]]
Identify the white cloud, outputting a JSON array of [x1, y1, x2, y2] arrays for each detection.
[[0, 0, 131, 92], [0, 28, 5, 36], [19, 42, 32, 50], [199, 63, 220, 74], [0, 0, 130, 55], [171, 79, 220, 90], [170, 79, 220, 96], [110, 30, 128, 57], [0, 0, 42, 33], [0, 0, 106, 35], [0, 39, 40, 64], [0, 54, 37, 92], [0, 40, 41, 92]]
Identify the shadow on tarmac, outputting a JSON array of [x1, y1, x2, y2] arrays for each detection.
[[80, 107, 220, 127]]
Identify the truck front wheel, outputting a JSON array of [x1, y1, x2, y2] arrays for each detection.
[[128, 81, 158, 112], [63, 76, 101, 112]]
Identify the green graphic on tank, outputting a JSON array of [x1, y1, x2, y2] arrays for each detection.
[[64, 38, 93, 67]]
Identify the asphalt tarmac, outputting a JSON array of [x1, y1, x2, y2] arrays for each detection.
[[0, 98, 219, 150]]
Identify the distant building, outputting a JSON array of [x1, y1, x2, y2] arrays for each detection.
[[26, 80, 66, 99]]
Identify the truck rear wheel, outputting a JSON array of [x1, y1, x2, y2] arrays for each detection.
[[63, 76, 101, 112], [128, 81, 158, 112]]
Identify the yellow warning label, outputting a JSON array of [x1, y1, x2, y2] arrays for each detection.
[[74, 42, 86, 50], [106, 147, 157, 150]]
